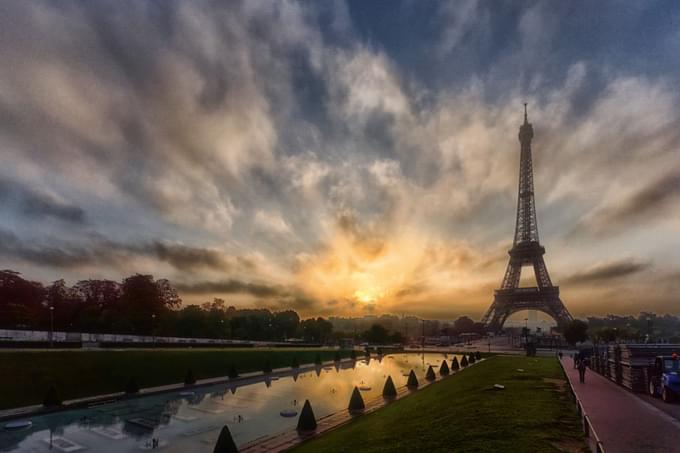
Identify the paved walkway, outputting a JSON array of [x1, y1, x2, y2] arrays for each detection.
[[560, 357, 680, 453]]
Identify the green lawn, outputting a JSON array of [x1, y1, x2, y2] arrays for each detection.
[[293, 356, 586, 453], [0, 348, 351, 410]]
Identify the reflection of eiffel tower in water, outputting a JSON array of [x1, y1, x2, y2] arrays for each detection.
[[482, 105, 573, 332]]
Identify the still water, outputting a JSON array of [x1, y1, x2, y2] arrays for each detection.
[[1, 353, 459, 452]]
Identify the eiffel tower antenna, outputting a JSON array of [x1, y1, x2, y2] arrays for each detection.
[[481, 105, 573, 332]]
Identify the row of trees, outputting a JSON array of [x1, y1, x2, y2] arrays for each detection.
[[329, 314, 487, 340], [558, 313, 680, 347], [587, 313, 680, 343], [0, 270, 335, 343]]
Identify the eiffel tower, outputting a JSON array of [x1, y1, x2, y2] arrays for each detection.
[[482, 104, 573, 332]]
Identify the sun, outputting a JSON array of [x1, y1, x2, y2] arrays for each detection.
[[353, 288, 383, 304]]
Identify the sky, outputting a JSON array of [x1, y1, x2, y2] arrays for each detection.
[[1, 0, 680, 320]]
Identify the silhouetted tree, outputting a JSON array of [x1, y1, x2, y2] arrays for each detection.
[[564, 320, 589, 346], [364, 324, 389, 344]]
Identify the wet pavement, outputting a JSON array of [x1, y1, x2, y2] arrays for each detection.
[[561, 357, 680, 453]]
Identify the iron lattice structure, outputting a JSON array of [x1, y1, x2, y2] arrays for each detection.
[[482, 105, 573, 332]]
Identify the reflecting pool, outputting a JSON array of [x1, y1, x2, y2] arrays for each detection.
[[0, 353, 460, 452]]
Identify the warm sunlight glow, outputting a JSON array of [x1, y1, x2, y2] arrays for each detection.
[[353, 288, 384, 304], [293, 216, 500, 316]]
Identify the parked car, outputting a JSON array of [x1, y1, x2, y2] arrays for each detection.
[[647, 354, 680, 403]]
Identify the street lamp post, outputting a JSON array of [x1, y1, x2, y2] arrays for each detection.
[[49, 306, 54, 348], [151, 314, 156, 347]]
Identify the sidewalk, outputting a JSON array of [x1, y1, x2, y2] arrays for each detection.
[[560, 357, 680, 453]]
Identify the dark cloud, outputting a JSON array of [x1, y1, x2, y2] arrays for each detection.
[[572, 171, 680, 237], [0, 229, 99, 268], [0, 177, 86, 224], [144, 242, 230, 271], [563, 258, 651, 285], [175, 279, 321, 312], [176, 279, 285, 298], [0, 231, 238, 273]]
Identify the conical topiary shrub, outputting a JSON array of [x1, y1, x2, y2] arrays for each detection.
[[364, 347, 371, 358], [407, 370, 419, 388], [228, 363, 239, 379], [451, 356, 460, 371], [291, 356, 300, 369], [475, 351, 482, 361], [350, 349, 357, 360], [296, 399, 317, 432], [425, 365, 436, 381], [439, 360, 450, 376], [314, 353, 322, 366], [461, 355, 469, 367], [377, 347, 383, 356], [43, 385, 62, 407], [348, 386, 365, 412], [382, 376, 397, 398], [468, 353, 476, 364], [125, 377, 140, 394], [184, 369, 196, 386], [213, 425, 238, 453], [263, 359, 272, 374], [334, 351, 341, 362]]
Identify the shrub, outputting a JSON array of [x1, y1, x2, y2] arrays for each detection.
[[43, 385, 62, 407], [439, 360, 450, 376], [350, 349, 357, 360], [425, 365, 436, 381], [475, 351, 482, 360], [348, 386, 365, 412], [451, 357, 460, 371], [468, 353, 476, 364], [461, 355, 469, 367], [407, 370, 419, 388], [382, 376, 397, 398], [124, 377, 140, 394], [213, 425, 238, 453], [228, 363, 239, 379], [184, 369, 196, 385], [297, 399, 317, 431]]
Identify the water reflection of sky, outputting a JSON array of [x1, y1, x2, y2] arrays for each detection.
[[0, 353, 461, 452]]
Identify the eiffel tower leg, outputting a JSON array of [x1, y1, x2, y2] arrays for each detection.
[[501, 259, 521, 289], [532, 256, 553, 289]]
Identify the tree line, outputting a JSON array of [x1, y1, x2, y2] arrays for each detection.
[[0, 270, 334, 343]]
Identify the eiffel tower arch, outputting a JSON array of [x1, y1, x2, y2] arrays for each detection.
[[482, 105, 573, 332]]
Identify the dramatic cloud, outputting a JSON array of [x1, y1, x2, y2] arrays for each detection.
[[1, 1, 679, 319], [563, 258, 652, 285], [0, 177, 86, 224]]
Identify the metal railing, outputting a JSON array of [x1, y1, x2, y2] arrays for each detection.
[[561, 360, 605, 453]]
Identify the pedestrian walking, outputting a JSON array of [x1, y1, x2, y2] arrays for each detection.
[[558, 351, 563, 360], [573, 353, 578, 369], [578, 357, 588, 383]]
